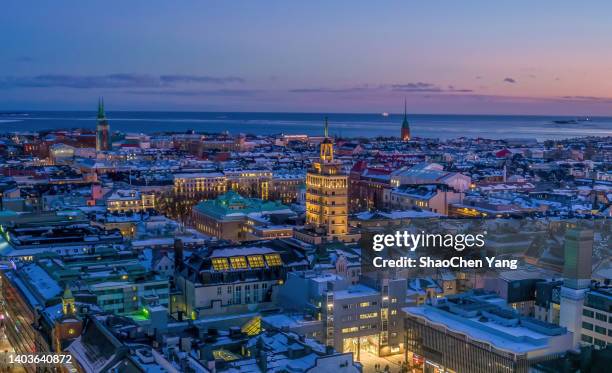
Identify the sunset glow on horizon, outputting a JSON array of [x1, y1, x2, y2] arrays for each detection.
[[2, 0, 612, 115]]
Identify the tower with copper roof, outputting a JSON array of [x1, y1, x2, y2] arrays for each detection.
[[96, 97, 111, 151]]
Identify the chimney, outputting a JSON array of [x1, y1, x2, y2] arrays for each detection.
[[174, 238, 184, 271]]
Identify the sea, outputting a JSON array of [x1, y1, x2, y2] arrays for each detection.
[[0, 111, 611, 141]]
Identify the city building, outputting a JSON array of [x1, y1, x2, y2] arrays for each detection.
[[1, 269, 54, 360], [449, 195, 521, 218], [534, 280, 563, 325], [270, 173, 305, 204], [349, 161, 392, 212], [483, 269, 556, 317], [66, 315, 174, 372], [390, 162, 471, 192], [278, 271, 408, 359], [192, 190, 296, 242], [385, 183, 463, 216], [173, 243, 308, 318], [105, 189, 156, 213], [173, 172, 227, 199], [216, 329, 362, 373], [404, 291, 574, 373], [301, 119, 353, 243], [3, 248, 169, 317], [65, 313, 361, 373], [580, 286, 612, 349], [0, 215, 123, 259], [49, 143, 76, 164], [559, 228, 594, 349], [225, 169, 273, 200]]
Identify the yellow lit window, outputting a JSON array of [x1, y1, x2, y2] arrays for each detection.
[[359, 302, 370, 307], [359, 312, 378, 319], [247, 255, 265, 268], [212, 258, 230, 271], [264, 254, 282, 266], [230, 256, 248, 269]]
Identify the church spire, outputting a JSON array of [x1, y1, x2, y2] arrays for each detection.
[[324, 116, 329, 138], [97, 97, 105, 120], [401, 98, 411, 141], [96, 98, 110, 151]]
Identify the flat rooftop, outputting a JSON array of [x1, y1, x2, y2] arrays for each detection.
[[333, 284, 379, 300], [403, 304, 569, 354]]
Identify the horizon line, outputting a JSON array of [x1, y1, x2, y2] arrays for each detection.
[[0, 109, 606, 119]]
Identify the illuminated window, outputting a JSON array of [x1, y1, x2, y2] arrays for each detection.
[[247, 255, 265, 268], [212, 258, 230, 271], [359, 302, 370, 308], [359, 312, 378, 319], [341, 327, 358, 333], [264, 254, 282, 266], [229, 256, 248, 269]]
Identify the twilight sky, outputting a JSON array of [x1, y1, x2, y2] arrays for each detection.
[[2, 1, 612, 115]]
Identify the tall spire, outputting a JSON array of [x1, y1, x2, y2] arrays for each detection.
[[320, 116, 334, 161], [96, 98, 110, 151], [401, 98, 411, 141], [97, 97, 105, 119], [401, 99, 409, 129], [324, 116, 329, 138]]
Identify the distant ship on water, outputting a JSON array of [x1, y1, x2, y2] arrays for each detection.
[[552, 117, 590, 124]]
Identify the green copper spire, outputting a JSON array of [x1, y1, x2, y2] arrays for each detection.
[[402, 98, 409, 129], [324, 116, 329, 137], [97, 97, 105, 119]]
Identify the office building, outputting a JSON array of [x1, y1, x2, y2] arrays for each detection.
[[106, 189, 156, 213], [173, 243, 308, 319], [192, 190, 296, 242], [404, 292, 574, 373], [580, 286, 612, 349], [559, 228, 594, 349], [301, 118, 352, 243], [278, 271, 407, 358], [173, 172, 227, 199]]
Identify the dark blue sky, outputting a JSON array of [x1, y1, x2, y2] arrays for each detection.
[[2, 1, 612, 115]]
